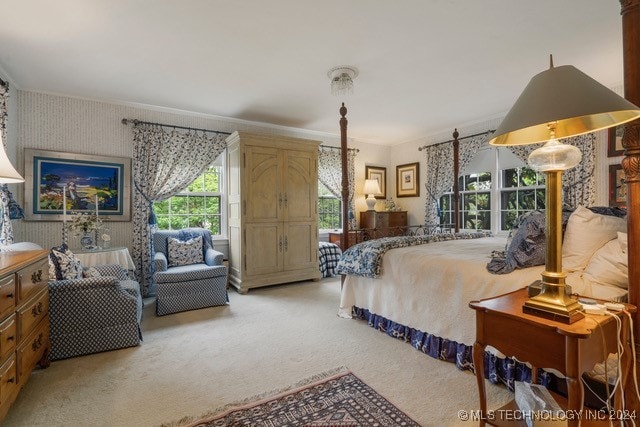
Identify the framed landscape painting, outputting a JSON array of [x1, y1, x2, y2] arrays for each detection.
[[24, 149, 131, 221]]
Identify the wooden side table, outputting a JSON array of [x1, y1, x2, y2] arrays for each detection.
[[469, 288, 636, 427]]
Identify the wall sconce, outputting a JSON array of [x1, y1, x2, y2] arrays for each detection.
[[363, 179, 381, 211]]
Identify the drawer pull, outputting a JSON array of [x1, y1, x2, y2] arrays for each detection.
[[7, 335, 14, 341], [31, 333, 43, 351], [31, 302, 44, 317], [31, 270, 43, 284], [6, 292, 13, 299], [7, 377, 14, 384]]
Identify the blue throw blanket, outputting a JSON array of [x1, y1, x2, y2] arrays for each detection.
[[335, 231, 491, 278]]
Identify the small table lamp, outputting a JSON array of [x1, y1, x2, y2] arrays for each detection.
[[490, 56, 640, 324], [363, 179, 381, 211]]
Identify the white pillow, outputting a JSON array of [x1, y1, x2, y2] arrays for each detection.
[[583, 232, 627, 289], [562, 206, 626, 271]]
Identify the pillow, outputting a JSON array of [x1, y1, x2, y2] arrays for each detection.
[[486, 209, 573, 274], [562, 206, 626, 272], [48, 244, 84, 280], [167, 236, 204, 267], [583, 232, 627, 289], [82, 266, 102, 278]]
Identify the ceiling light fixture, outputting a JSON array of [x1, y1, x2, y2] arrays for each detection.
[[327, 66, 359, 96]]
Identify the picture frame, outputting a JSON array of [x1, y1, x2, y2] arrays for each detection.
[[608, 126, 624, 157], [396, 162, 420, 197], [24, 149, 131, 221], [609, 163, 627, 208], [365, 165, 386, 199]]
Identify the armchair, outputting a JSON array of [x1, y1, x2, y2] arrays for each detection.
[[152, 228, 228, 316], [48, 264, 143, 360]]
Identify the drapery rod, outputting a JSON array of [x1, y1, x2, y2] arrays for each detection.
[[417, 129, 495, 151], [121, 118, 231, 136], [319, 144, 359, 152]]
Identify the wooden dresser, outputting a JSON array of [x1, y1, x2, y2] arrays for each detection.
[[360, 211, 407, 237], [0, 249, 50, 422]]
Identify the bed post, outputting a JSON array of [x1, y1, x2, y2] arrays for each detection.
[[620, 0, 640, 348], [453, 129, 460, 233], [340, 103, 349, 252]]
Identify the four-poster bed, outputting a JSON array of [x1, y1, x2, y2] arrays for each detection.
[[335, 0, 640, 405]]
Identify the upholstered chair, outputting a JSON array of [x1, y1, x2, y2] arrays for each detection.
[[48, 262, 143, 361], [152, 228, 228, 316]]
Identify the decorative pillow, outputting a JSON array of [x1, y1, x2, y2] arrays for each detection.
[[48, 244, 84, 280], [583, 232, 627, 289], [486, 209, 573, 274], [82, 266, 102, 278], [562, 206, 626, 272], [167, 236, 204, 267]]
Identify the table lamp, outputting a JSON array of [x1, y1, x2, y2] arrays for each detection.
[[490, 56, 640, 323], [363, 179, 381, 211]]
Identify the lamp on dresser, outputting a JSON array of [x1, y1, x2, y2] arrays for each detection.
[[363, 179, 381, 211], [490, 55, 640, 323]]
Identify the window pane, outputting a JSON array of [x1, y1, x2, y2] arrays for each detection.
[[463, 194, 476, 211], [204, 171, 220, 192], [477, 172, 492, 190], [190, 196, 205, 214], [519, 168, 538, 187], [155, 200, 169, 214], [502, 210, 518, 231], [518, 190, 536, 210], [170, 216, 189, 229], [478, 211, 491, 230], [187, 175, 204, 192], [171, 196, 188, 212], [536, 189, 546, 209], [501, 190, 518, 210], [503, 169, 518, 188], [477, 192, 491, 210]]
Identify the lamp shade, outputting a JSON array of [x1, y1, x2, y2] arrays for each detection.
[[0, 144, 23, 183], [490, 64, 640, 146], [363, 179, 381, 195]]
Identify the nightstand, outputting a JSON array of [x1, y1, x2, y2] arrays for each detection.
[[469, 288, 636, 426]]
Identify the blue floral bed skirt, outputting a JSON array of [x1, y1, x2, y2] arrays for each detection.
[[352, 307, 557, 391]]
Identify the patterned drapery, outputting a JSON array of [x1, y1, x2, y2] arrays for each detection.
[[510, 133, 596, 208], [131, 124, 227, 296], [0, 81, 14, 245], [318, 147, 358, 228], [422, 134, 487, 225]]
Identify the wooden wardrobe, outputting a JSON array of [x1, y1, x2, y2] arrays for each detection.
[[226, 131, 321, 293]]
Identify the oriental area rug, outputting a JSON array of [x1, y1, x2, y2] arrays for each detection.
[[168, 368, 420, 427]]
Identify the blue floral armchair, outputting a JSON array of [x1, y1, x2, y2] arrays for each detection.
[[152, 228, 228, 315]]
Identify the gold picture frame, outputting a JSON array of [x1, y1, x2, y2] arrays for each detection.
[[365, 165, 386, 199], [396, 162, 420, 197], [608, 126, 624, 157], [609, 163, 626, 208]]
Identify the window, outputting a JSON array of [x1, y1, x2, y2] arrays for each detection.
[[439, 148, 545, 232], [500, 167, 545, 230], [318, 182, 341, 230], [440, 173, 492, 230], [154, 157, 225, 235]]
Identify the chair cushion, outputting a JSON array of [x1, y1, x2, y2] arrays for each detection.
[[155, 263, 226, 283], [167, 236, 203, 267], [49, 243, 84, 280]]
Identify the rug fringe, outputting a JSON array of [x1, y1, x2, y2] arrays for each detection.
[[158, 366, 350, 427]]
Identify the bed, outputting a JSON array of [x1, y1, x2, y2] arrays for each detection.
[[335, 206, 629, 385]]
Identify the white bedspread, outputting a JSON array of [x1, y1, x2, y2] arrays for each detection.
[[338, 236, 626, 346]]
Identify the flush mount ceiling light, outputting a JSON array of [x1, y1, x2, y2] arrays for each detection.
[[327, 66, 359, 96]]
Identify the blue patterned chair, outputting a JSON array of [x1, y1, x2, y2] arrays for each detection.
[[48, 264, 143, 360], [152, 228, 228, 316]]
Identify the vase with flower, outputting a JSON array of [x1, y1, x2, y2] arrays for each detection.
[[68, 212, 103, 250]]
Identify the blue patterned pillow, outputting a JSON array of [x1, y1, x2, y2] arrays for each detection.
[[49, 244, 84, 280], [167, 236, 204, 267]]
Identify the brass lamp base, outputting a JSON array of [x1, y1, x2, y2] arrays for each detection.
[[523, 281, 584, 324]]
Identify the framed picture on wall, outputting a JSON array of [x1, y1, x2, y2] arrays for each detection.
[[608, 126, 624, 157], [396, 162, 420, 197], [365, 165, 386, 199], [609, 163, 626, 208], [24, 149, 131, 221]]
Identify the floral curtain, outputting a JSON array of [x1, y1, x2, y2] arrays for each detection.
[[510, 133, 596, 208], [318, 146, 358, 228], [0, 80, 15, 245], [422, 134, 487, 225], [131, 124, 227, 296]]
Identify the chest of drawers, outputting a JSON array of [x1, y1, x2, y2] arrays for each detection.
[[0, 249, 50, 422]]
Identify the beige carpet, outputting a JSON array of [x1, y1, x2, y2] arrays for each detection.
[[3, 277, 512, 427]]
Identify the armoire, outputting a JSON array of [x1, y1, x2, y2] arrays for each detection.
[[226, 131, 321, 293]]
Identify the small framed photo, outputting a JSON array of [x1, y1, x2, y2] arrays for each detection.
[[608, 126, 624, 157], [24, 149, 131, 221], [365, 165, 386, 199], [396, 162, 420, 198], [609, 164, 626, 208]]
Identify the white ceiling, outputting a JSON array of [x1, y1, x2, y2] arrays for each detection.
[[0, 0, 624, 145]]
